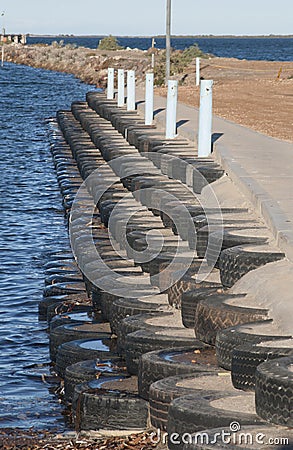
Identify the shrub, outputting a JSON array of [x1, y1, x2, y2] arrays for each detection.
[[98, 35, 123, 51]]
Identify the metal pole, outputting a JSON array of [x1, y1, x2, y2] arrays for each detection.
[[145, 72, 154, 125], [117, 69, 125, 107], [165, 0, 171, 85], [107, 68, 114, 100], [165, 80, 178, 139], [198, 80, 213, 157], [196, 57, 200, 86], [151, 37, 156, 69], [127, 70, 136, 111]]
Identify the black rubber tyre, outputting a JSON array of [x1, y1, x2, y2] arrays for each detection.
[[181, 287, 224, 328], [55, 337, 118, 377], [46, 302, 92, 323], [43, 282, 87, 297], [64, 358, 126, 402], [167, 391, 265, 450], [44, 273, 83, 286], [231, 339, 293, 391], [99, 291, 121, 321], [181, 424, 292, 449], [38, 292, 89, 320], [117, 311, 174, 355], [125, 329, 200, 375], [72, 376, 149, 431], [110, 296, 169, 335], [168, 277, 222, 308], [138, 345, 219, 400], [215, 321, 292, 370], [194, 294, 269, 345], [49, 322, 112, 361], [255, 356, 293, 427], [49, 310, 101, 330], [219, 245, 285, 288], [149, 371, 230, 431], [206, 228, 269, 268]]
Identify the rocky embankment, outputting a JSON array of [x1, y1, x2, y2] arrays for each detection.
[[3, 43, 153, 87]]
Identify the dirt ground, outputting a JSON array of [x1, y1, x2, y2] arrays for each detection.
[[156, 57, 293, 142], [0, 429, 167, 449]]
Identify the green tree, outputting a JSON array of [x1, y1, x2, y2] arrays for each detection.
[[98, 35, 123, 51]]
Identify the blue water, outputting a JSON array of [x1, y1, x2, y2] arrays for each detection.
[[27, 36, 293, 61], [0, 62, 97, 430]]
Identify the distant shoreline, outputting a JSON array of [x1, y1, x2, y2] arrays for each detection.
[[27, 34, 293, 39]]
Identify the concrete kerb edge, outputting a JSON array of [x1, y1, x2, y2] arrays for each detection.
[[135, 89, 293, 261], [213, 142, 293, 261]]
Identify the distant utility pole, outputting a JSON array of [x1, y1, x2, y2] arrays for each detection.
[[165, 0, 171, 85]]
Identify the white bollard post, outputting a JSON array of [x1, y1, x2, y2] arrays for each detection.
[[198, 80, 213, 157], [196, 57, 200, 86], [145, 73, 154, 125], [107, 68, 114, 100], [165, 80, 178, 139], [117, 69, 125, 107], [127, 70, 136, 111]]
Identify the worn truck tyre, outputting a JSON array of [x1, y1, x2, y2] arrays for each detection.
[[181, 287, 224, 328], [55, 337, 118, 377], [38, 292, 89, 319], [168, 276, 222, 309], [231, 339, 293, 391], [149, 371, 231, 431], [110, 296, 169, 335], [138, 345, 219, 400], [219, 245, 285, 288], [206, 228, 269, 268], [167, 391, 265, 450], [215, 321, 292, 371], [49, 322, 112, 361], [125, 328, 199, 375], [255, 356, 293, 427], [72, 376, 149, 431], [64, 358, 126, 402], [117, 311, 174, 355], [194, 294, 269, 345], [43, 282, 87, 297]]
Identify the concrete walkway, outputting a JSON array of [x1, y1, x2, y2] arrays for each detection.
[[136, 88, 293, 261]]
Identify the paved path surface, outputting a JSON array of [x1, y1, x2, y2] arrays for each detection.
[[136, 88, 293, 261]]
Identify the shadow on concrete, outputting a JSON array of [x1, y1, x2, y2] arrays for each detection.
[[211, 132, 224, 152], [136, 100, 145, 106], [177, 119, 189, 128], [154, 108, 165, 117]]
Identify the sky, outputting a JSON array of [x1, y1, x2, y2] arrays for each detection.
[[2, 0, 293, 36]]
